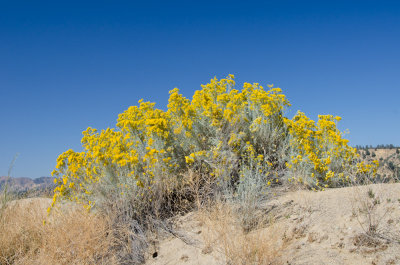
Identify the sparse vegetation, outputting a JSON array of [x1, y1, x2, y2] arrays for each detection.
[[0, 198, 133, 264], [199, 202, 283, 265], [351, 184, 400, 247], [1, 154, 19, 209]]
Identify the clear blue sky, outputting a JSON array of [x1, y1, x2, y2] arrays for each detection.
[[1, 0, 399, 178]]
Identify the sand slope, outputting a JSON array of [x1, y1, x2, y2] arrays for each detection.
[[147, 184, 400, 265]]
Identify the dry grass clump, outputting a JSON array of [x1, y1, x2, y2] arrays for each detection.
[[350, 183, 400, 244], [0, 198, 131, 265], [199, 202, 283, 265]]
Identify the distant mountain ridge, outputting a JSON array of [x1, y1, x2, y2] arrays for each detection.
[[0, 176, 55, 196]]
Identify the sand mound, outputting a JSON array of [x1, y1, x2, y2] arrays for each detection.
[[147, 183, 400, 265]]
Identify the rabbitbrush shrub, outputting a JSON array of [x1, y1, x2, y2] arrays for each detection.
[[50, 75, 379, 234]]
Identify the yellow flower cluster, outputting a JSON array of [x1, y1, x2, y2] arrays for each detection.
[[285, 111, 378, 189], [49, 75, 378, 212]]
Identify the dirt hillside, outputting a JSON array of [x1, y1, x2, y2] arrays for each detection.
[[147, 183, 400, 265]]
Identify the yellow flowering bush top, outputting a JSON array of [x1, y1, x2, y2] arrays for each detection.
[[50, 75, 378, 213]]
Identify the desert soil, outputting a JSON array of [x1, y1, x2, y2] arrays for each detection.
[[146, 183, 400, 265]]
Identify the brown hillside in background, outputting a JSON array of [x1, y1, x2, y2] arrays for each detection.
[[0, 176, 55, 197], [359, 148, 400, 180]]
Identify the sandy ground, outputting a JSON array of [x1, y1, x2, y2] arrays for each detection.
[[5, 184, 400, 264], [146, 183, 400, 265]]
